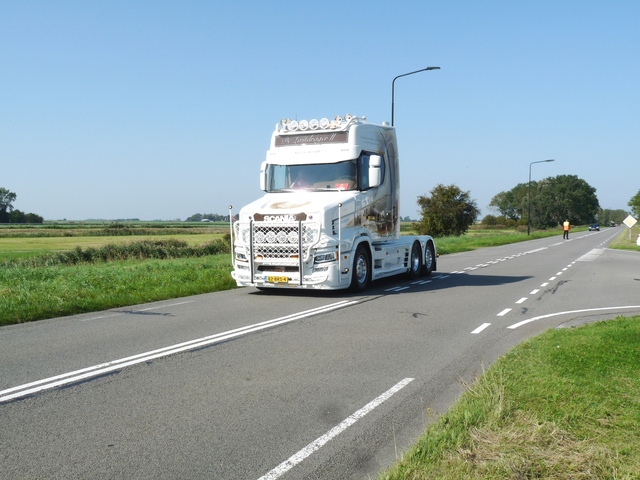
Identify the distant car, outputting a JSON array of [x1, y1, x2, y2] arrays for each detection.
[[589, 223, 600, 231]]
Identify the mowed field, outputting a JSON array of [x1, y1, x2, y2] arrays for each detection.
[[0, 233, 224, 259], [0, 222, 229, 260]]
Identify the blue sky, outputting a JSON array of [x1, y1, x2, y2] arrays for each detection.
[[2, 1, 639, 221]]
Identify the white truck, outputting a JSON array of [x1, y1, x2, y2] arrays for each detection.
[[230, 114, 436, 291]]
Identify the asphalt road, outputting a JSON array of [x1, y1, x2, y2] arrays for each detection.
[[2, 227, 639, 479]]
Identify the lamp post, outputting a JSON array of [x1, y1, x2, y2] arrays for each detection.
[[391, 66, 440, 126], [528, 159, 555, 235]]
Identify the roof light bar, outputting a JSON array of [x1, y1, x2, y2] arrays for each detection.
[[278, 114, 361, 132]]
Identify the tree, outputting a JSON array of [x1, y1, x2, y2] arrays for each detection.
[[415, 184, 480, 237], [539, 175, 599, 226], [629, 189, 640, 217], [489, 183, 528, 221], [0, 187, 17, 223]]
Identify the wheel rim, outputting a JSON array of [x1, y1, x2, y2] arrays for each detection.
[[355, 254, 368, 284], [425, 247, 433, 270]]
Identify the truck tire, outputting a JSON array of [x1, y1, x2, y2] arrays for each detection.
[[407, 241, 422, 279], [350, 244, 371, 291], [422, 242, 435, 276]]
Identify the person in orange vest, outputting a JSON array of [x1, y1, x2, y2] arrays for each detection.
[[563, 219, 570, 239]]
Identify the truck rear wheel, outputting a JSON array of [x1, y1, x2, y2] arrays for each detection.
[[350, 245, 371, 291], [407, 241, 422, 279], [422, 243, 435, 276]]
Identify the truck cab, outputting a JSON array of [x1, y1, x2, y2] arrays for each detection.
[[231, 114, 436, 291]]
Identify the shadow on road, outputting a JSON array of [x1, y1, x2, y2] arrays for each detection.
[[246, 271, 533, 299]]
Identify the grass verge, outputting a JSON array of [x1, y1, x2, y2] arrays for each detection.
[[0, 254, 235, 326], [609, 224, 640, 252], [434, 228, 565, 255], [380, 316, 640, 479], [0, 238, 233, 326]]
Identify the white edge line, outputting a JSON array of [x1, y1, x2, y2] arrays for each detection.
[[5, 302, 349, 394], [471, 323, 491, 334], [508, 306, 640, 329], [257, 378, 414, 480], [1, 300, 358, 402]]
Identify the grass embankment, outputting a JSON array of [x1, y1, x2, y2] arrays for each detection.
[[380, 316, 640, 478], [0, 238, 234, 326]]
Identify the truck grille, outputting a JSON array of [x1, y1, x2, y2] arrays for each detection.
[[235, 221, 320, 261]]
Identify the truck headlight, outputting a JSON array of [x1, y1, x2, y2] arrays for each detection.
[[314, 252, 337, 264]]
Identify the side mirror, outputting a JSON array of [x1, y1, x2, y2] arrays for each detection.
[[368, 155, 382, 188], [260, 162, 267, 191]]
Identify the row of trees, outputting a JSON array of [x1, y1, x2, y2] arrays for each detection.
[[0, 188, 44, 224], [489, 174, 600, 228], [185, 213, 233, 222], [415, 175, 636, 237]]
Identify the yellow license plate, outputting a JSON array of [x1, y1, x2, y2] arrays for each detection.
[[267, 276, 289, 283]]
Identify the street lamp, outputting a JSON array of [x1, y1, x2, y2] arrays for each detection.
[[391, 66, 440, 126], [528, 159, 555, 235]]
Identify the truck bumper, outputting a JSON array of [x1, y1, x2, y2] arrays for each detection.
[[231, 260, 349, 290]]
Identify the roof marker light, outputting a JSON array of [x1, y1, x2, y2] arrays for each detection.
[[278, 114, 363, 132]]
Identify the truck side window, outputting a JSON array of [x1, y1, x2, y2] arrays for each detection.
[[357, 152, 385, 190]]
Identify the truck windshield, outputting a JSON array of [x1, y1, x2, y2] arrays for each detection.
[[266, 160, 357, 192]]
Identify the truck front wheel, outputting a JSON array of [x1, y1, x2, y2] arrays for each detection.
[[350, 245, 371, 291]]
